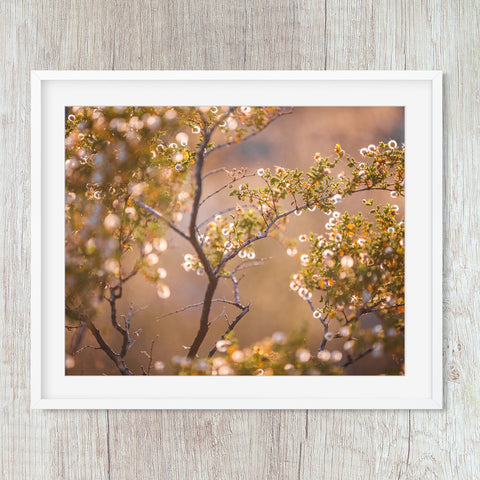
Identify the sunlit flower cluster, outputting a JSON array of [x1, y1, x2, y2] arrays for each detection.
[[181, 253, 205, 276], [176, 331, 342, 376]]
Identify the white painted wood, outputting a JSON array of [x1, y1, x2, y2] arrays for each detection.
[[1, 0, 478, 478]]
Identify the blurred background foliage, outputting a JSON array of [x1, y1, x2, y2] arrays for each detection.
[[65, 106, 404, 375]]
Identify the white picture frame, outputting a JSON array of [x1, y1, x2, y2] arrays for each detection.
[[31, 70, 442, 409]]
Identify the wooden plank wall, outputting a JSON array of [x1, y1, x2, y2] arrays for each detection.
[[1, 1, 478, 478]]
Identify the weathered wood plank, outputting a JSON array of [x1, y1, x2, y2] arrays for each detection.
[[405, 1, 480, 478]]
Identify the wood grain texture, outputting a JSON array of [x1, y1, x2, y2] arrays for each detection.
[[1, 0, 478, 478]]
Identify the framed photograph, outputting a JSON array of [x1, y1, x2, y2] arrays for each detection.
[[31, 71, 442, 409]]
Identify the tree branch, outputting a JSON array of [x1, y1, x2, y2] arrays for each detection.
[[188, 110, 236, 281], [208, 303, 251, 357], [140, 334, 159, 375], [185, 109, 237, 359], [204, 108, 293, 158], [95, 286, 139, 373], [202, 167, 228, 181], [156, 298, 244, 321], [134, 199, 190, 242], [306, 298, 330, 351], [213, 199, 322, 273], [197, 204, 261, 230], [214, 184, 393, 274], [208, 309, 227, 327], [106, 287, 126, 337], [120, 303, 134, 357], [199, 172, 255, 207], [232, 256, 271, 274], [345, 297, 397, 324], [341, 346, 374, 368], [219, 272, 243, 306], [84, 316, 133, 376], [73, 344, 102, 355], [186, 278, 219, 359]]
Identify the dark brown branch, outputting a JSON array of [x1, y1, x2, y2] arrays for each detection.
[[185, 108, 236, 359], [121, 267, 140, 284], [106, 287, 126, 337], [208, 303, 251, 357], [187, 278, 219, 359], [85, 316, 133, 375], [341, 346, 374, 368], [97, 286, 138, 373], [188, 111, 236, 282]]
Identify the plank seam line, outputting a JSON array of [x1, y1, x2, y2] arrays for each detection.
[[107, 411, 111, 480], [297, 441, 303, 480]]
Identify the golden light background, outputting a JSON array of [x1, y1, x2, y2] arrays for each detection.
[[66, 106, 404, 375]]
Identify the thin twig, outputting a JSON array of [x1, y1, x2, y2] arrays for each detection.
[[73, 344, 102, 355], [262, 177, 279, 215], [204, 108, 293, 158], [121, 267, 140, 284], [208, 309, 226, 327], [345, 297, 398, 324], [69, 322, 87, 355], [143, 334, 159, 375], [199, 173, 256, 207], [156, 298, 244, 321], [232, 257, 271, 274], [134, 199, 190, 242], [213, 199, 323, 273], [202, 167, 228, 181], [341, 346, 375, 368], [197, 204, 261, 230], [120, 303, 134, 357], [219, 272, 243, 306], [208, 303, 251, 357]]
